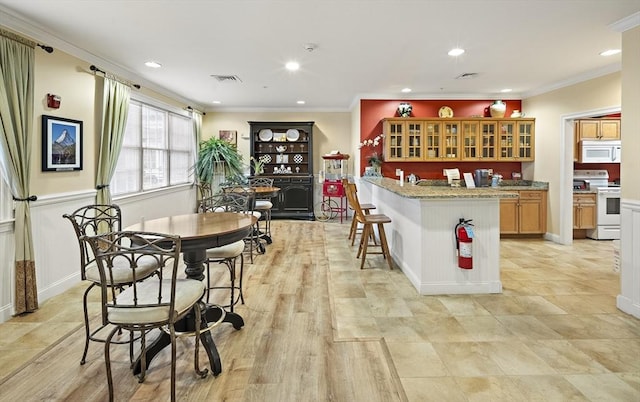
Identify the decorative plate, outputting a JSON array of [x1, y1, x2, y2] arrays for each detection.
[[258, 129, 273, 141], [286, 129, 300, 141], [258, 154, 271, 164], [293, 154, 303, 164], [438, 106, 454, 118]]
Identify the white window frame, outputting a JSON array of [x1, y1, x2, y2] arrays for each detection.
[[111, 95, 196, 197]]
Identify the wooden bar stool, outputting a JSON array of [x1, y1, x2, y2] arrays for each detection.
[[343, 180, 393, 270], [347, 189, 376, 245]]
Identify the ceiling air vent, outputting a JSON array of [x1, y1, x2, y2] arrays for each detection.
[[455, 72, 478, 79], [211, 74, 242, 82]]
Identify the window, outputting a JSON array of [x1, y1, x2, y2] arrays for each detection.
[[111, 99, 195, 196]]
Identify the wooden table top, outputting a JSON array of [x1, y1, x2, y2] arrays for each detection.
[[252, 186, 280, 195], [125, 212, 255, 242]]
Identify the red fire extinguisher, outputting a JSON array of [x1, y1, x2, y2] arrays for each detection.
[[455, 218, 474, 269]]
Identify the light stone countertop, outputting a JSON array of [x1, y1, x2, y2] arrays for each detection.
[[361, 177, 520, 199]]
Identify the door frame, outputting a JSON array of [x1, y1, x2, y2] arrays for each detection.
[[559, 106, 620, 245]]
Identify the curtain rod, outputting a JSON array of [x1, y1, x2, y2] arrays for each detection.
[[0, 28, 35, 48], [89, 65, 141, 89], [186, 106, 205, 116]]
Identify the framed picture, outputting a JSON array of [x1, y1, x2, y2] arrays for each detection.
[[42, 115, 83, 171], [219, 130, 237, 145]]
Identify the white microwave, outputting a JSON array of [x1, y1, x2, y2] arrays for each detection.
[[579, 140, 621, 163]]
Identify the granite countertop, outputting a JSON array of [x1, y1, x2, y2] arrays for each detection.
[[362, 177, 519, 199]]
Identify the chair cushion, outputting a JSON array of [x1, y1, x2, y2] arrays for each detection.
[[254, 200, 273, 210], [85, 255, 159, 285], [206, 240, 244, 259], [108, 279, 205, 325]]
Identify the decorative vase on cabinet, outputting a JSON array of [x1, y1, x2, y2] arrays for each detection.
[[489, 100, 506, 118]]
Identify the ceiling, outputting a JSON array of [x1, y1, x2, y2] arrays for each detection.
[[1, 1, 639, 112]]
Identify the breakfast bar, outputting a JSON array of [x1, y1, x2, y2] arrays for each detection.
[[358, 177, 518, 295]]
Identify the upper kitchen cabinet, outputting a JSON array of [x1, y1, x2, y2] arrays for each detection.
[[497, 119, 535, 161], [382, 117, 535, 162], [383, 119, 424, 162], [575, 118, 620, 140]]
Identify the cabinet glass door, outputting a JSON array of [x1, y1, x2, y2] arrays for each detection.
[[386, 122, 403, 160], [517, 121, 534, 159], [443, 122, 459, 159], [461, 121, 479, 160], [424, 122, 440, 160], [406, 122, 423, 160], [499, 121, 515, 159], [480, 121, 497, 159]]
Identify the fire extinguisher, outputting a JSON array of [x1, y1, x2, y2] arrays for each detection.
[[454, 218, 474, 269]]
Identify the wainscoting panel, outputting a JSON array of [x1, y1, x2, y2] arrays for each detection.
[[0, 185, 196, 323], [617, 199, 640, 319]]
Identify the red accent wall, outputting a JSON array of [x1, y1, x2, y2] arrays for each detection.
[[574, 162, 620, 182], [360, 99, 523, 178]]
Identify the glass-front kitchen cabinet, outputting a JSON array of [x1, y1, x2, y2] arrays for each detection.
[[382, 117, 535, 163], [383, 119, 423, 161]]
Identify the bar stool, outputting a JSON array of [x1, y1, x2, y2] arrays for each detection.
[[343, 180, 393, 270]]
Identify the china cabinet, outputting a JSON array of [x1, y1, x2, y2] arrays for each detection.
[[249, 121, 314, 220]]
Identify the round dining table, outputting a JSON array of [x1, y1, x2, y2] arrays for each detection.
[[125, 211, 256, 376]]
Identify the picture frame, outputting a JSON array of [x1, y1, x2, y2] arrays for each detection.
[[41, 115, 83, 171], [219, 130, 237, 145]]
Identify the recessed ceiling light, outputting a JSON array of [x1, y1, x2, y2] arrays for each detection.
[[144, 61, 162, 68], [212, 100, 221, 104], [297, 100, 305, 104], [500, 88, 512, 93], [448, 48, 465, 56], [600, 49, 621, 56], [285, 61, 300, 71], [401, 88, 412, 93]]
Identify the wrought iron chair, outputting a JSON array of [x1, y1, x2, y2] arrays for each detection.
[[82, 231, 207, 401], [248, 177, 274, 242], [198, 191, 252, 308], [63, 204, 160, 365]]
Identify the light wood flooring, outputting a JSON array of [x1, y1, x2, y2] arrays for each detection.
[[0, 220, 638, 401]]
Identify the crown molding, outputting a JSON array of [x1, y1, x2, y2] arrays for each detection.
[[0, 6, 205, 111], [610, 11, 640, 32], [522, 63, 621, 99]]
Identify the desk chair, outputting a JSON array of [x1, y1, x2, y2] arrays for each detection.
[[343, 181, 394, 270], [63, 204, 160, 365], [82, 231, 207, 402]]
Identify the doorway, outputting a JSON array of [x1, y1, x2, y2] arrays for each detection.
[[559, 106, 621, 245]]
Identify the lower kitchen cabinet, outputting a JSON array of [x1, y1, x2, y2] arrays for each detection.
[[500, 190, 547, 235], [271, 176, 315, 220], [573, 193, 596, 229]]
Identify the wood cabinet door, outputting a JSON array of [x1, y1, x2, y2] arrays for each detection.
[[498, 121, 516, 159], [573, 194, 597, 229], [384, 121, 404, 161], [424, 121, 441, 160], [500, 198, 519, 234], [600, 120, 620, 139], [442, 121, 460, 160], [517, 121, 535, 160], [519, 198, 544, 233], [577, 120, 600, 140], [480, 121, 497, 159], [461, 121, 479, 160], [405, 121, 424, 161]]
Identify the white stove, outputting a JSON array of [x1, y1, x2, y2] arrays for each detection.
[[573, 170, 620, 240]]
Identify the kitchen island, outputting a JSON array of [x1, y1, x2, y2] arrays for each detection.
[[358, 177, 518, 295]]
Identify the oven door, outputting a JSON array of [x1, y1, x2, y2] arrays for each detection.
[[596, 188, 621, 226]]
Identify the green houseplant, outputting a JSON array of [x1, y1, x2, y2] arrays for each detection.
[[194, 137, 245, 185]]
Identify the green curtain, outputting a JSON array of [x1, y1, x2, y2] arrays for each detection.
[[0, 30, 38, 314], [96, 77, 131, 205]]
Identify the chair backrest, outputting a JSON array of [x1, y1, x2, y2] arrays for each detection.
[[342, 180, 366, 223], [81, 231, 182, 326], [63, 204, 122, 280], [248, 177, 274, 188], [199, 190, 253, 213]]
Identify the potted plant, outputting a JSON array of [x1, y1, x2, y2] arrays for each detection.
[[194, 137, 245, 185]]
